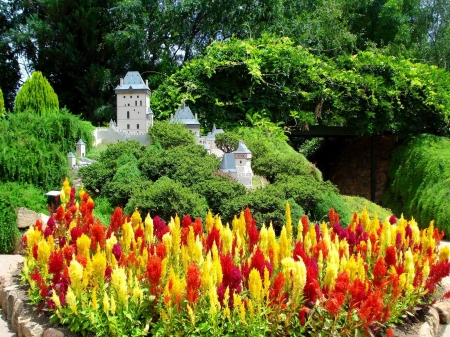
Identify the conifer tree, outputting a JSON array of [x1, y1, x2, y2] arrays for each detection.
[[14, 71, 59, 114]]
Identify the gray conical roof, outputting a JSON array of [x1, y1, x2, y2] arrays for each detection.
[[170, 104, 200, 126], [219, 153, 237, 173], [115, 71, 150, 90], [234, 141, 251, 154], [67, 152, 75, 158], [76, 139, 85, 145]]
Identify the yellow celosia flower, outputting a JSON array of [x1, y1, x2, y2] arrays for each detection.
[[26, 226, 42, 256], [105, 234, 118, 263], [121, 221, 134, 253], [79, 186, 85, 199], [102, 292, 109, 314], [133, 276, 143, 305], [221, 225, 233, 256], [206, 211, 214, 232], [66, 287, 77, 315], [164, 267, 185, 307], [404, 249, 415, 285], [423, 259, 430, 285], [92, 249, 107, 286], [131, 208, 142, 230], [170, 216, 181, 258], [52, 290, 61, 308], [248, 299, 254, 319], [318, 250, 324, 277], [297, 219, 303, 243], [68, 259, 84, 293], [285, 202, 293, 243], [63, 178, 71, 201], [440, 246, 450, 262], [279, 226, 290, 261], [215, 215, 223, 232], [181, 246, 190, 270], [212, 243, 223, 286], [76, 234, 91, 259], [281, 257, 306, 303], [263, 267, 270, 301], [360, 206, 370, 232], [239, 301, 246, 323], [209, 283, 220, 315], [82, 256, 92, 289], [323, 245, 339, 289], [259, 225, 268, 253], [187, 304, 196, 326], [110, 295, 116, 315], [111, 267, 128, 308], [248, 268, 262, 302], [144, 214, 154, 244], [162, 233, 172, 259], [91, 286, 98, 310], [37, 240, 51, 266], [201, 253, 213, 291]]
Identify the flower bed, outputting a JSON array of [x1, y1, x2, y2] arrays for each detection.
[[21, 179, 450, 336]]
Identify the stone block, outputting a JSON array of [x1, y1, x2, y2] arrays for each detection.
[[7, 291, 18, 320], [433, 299, 450, 324], [17, 208, 40, 229], [425, 307, 440, 336], [418, 322, 433, 337], [11, 298, 24, 332], [43, 328, 65, 337], [18, 316, 31, 337], [21, 321, 43, 337]]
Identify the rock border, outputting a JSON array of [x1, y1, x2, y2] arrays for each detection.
[[0, 264, 77, 337], [1, 259, 450, 337]]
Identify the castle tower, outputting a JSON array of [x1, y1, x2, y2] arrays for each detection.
[[76, 139, 86, 158], [67, 152, 76, 169], [115, 71, 153, 132], [169, 102, 201, 138], [234, 141, 253, 188]]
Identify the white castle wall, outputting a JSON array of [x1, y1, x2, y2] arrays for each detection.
[[94, 121, 151, 146]]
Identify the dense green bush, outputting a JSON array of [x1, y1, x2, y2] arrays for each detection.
[[382, 134, 450, 237], [14, 71, 59, 114], [0, 88, 5, 116], [125, 177, 208, 220], [0, 109, 94, 190], [0, 182, 47, 253], [149, 120, 196, 149]]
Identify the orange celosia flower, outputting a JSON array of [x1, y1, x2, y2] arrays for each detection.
[[147, 255, 162, 285]]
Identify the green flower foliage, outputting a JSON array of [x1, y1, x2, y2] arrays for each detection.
[[0, 182, 47, 253], [0, 109, 94, 190], [14, 71, 59, 114], [152, 35, 450, 135], [382, 134, 450, 237]]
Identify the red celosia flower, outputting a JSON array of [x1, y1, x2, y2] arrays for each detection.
[[250, 247, 266, 278], [389, 215, 397, 224], [270, 272, 285, 305], [54, 205, 65, 222], [326, 292, 346, 316], [34, 220, 43, 232], [205, 225, 221, 252], [358, 290, 384, 327], [70, 227, 83, 245], [248, 220, 259, 252], [90, 222, 106, 250], [193, 218, 203, 236], [244, 207, 253, 230], [384, 246, 397, 267], [334, 271, 350, 294], [76, 255, 87, 268], [426, 261, 450, 293], [433, 228, 445, 244], [182, 214, 192, 228], [348, 278, 367, 309], [299, 306, 310, 325], [146, 255, 162, 284], [48, 251, 64, 274], [373, 257, 387, 288], [110, 207, 123, 232], [186, 262, 201, 303], [32, 244, 38, 260], [62, 245, 75, 263], [22, 235, 28, 249], [155, 242, 166, 260], [386, 327, 393, 337]]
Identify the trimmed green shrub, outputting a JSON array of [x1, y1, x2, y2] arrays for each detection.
[[0, 109, 94, 190], [0, 182, 47, 253], [342, 195, 392, 221], [0, 88, 5, 116], [14, 71, 59, 114], [382, 134, 450, 237]]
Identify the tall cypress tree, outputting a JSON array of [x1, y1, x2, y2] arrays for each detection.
[[14, 71, 59, 114]]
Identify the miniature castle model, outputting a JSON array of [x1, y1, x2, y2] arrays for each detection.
[[67, 139, 94, 170], [169, 102, 201, 138], [115, 71, 153, 132], [199, 124, 224, 157], [172, 108, 253, 188]]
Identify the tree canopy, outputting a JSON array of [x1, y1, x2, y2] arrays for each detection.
[[152, 35, 450, 136], [14, 71, 59, 114]]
